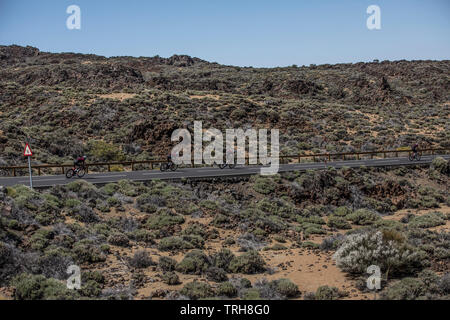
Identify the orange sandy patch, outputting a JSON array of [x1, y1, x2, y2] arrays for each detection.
[[98, 93, 137, 101], [189, 94, 221, 100]]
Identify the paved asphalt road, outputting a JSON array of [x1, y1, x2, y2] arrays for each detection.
[[0, 154, 448, 188]]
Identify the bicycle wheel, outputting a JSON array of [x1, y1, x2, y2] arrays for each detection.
[[77, 168, 86, 178], [160, 163, 167, 172], [416, 152, 422, 161], [65, 169, 74, 179], [408, 153, 414, 161], [170, 163, 178, 171], [228, 163, 236, 169], [219, 164, 227, 169]]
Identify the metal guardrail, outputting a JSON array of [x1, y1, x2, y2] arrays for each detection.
[[0, 148, 448, 177]]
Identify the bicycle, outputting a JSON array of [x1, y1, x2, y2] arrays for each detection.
[[65, 165, 86, 179], [218, 163, 236, 169], [409, 151, 422, 161], [160, 161, 178, 172]]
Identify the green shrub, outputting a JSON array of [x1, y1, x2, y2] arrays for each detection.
[[327, 216, 351, 229], [161, 271, 180, 285], [334, 206, 352, 217], [273, 279, 300, 298], [381, 278, 424, 300], [145, 209, 184, 230], [243, 288, 261, 300], [180, 281, 214, 300], [159, 256, 177, 271], [107, 233, 130, 247], [408, 212, 446, 229], [80, 280, 102, 297], [72, 240, 106, 264], [129, 229, 155, 244], [346, 209, 380, 225], [87, 139, 125, 162], [30, 229, 54, 251], [212, 213, 230, 227], [252, 177, 275, 195], [176, 250, 210, 275], [333, 231, 427, 277], [229, 251, 266, 274], [158, 236, 194, 251], [217, 282, 237, 297], [315, 285, 342, 300], [128, 251, 154, 268], [211, 249, 235, 271], [205, 267, 228, 282], [12, 273, 79, 300]]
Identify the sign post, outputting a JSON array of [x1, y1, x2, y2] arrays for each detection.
[[24, 144, 33, 189]]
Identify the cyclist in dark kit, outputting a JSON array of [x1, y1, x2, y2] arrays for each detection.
[[74, 155, 87, 170]]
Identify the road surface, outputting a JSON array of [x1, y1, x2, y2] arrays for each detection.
[[0, 155, 448, 188]]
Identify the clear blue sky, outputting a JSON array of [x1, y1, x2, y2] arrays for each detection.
[[0, 0, 449, 67]]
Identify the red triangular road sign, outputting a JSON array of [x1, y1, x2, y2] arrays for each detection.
[[24, 144, 33, 157]]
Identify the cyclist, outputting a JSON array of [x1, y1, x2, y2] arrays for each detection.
[[411, 143, 419, 157], [74, 155, 87, 172]]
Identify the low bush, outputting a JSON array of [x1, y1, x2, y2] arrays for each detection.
[[107, 233, 130, 247], [381, 278, 425, 300], [179, 281, 214, 300], [161, 271, 180, 285], [346, 209, 380, 225], [333, 231, 427, 278], [145, 209, 184, 230], [229, 251, 265, 274], [273, 279, 300, 298], [327, 216, 351, 229], [128, 250, 154, 269], [211, 249, 235, 272], [159, 256, 177, 271], [314, 285, 343, 300], [12, 273, 79, 300], [176, 250, 211, 275], [217, 282, 237, 297], [157, 236, 195, 252], [205, 267, 228, 282], [408, 212, 446, 229]]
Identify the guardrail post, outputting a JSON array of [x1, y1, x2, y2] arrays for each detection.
[[328, 154, 331, 161], [357, 154, 360, 160], [151, 162, 153, 170], [61, 166, 64, 174], [108, 164, 111, 172], [383, 152, 386, 158], [38, 168, 41, 176], [131, 162, 134, 171]]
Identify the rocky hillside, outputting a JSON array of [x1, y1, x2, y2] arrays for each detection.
[[0, 45, 449, 166]]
